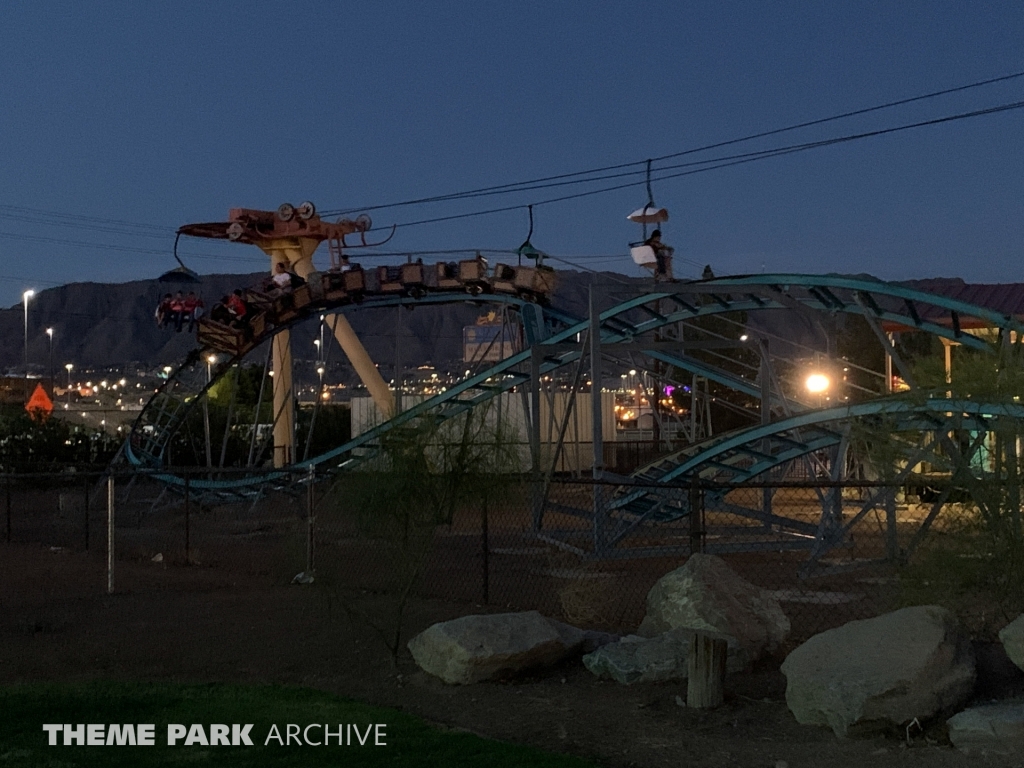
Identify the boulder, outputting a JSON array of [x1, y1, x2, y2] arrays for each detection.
[[407, 611, 585, 684], [582, 628, 743, 684], [781, 605, 976, 737], [947, 699, 1024, 755], [545, 618, 619, 654], [999, 614, 1024, 673], [638, 553, 790, 665]]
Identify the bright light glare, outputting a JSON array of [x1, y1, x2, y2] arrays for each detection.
[[805, 373, 830, 394]]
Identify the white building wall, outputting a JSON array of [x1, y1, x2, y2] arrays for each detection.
[[349, 390, 617, 473]]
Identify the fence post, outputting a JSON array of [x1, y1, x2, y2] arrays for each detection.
[[106, 476, 115, 594], [83, 476, 90, 551], [306, 466, 315, 575], [885, 488, 898, 561], [184, 474, 191, 564], [689, 476, 704, 555], [687, 632, 728, 708], [481, 496, 490, 604], [5, 473, 10, 544]]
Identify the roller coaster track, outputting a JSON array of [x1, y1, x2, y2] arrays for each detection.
[[537, 397, 1024, 560], [617, 398, 1024, 509], [124, 274, 1024, 510]]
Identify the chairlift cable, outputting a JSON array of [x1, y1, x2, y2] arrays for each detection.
[[388, 98, 1024, 231], [321, 68, 1024, 217]]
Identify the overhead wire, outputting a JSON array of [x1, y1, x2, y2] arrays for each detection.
[[322, 68, 1024, 217], [2, 73, 1023, 293], [387, 98, 1024, 230]]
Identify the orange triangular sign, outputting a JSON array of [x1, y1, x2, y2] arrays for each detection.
[[25, 382, 53, 418]]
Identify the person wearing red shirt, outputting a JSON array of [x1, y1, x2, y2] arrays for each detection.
[[183, 291, 205, 332], [225, 290, 248, 327]]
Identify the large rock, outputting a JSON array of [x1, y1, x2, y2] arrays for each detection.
[[582, 628, 743, 684], [407, 611, 585, 684], [947, 699, 1024, 755], [781, 605, 976, 737], [999, 614, 1024, 673], [638, 553, 790, 665]]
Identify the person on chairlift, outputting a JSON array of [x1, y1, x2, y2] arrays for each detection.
[[645, 229, 674, 282], [155, 293, 173, 328], [169, 291, 186, 332], [183, 291, 204, 332]]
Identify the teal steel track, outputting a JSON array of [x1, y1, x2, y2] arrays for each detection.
[[123, 274, 1024, 498]]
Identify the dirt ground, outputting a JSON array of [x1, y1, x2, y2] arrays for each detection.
[[4, 542, 1021, 768]]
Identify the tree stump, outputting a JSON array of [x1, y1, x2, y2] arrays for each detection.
[[686, 632, 728, 708]]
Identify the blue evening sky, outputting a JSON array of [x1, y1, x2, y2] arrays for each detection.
[[1, 1, 1023, 306]]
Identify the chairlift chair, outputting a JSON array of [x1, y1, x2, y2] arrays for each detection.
[[627, 160, 672, 280], [158, 234, 201, 283]]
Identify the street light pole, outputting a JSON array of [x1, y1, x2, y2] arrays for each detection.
[[65, 364, 73, 408], [204, 355, 215, 468], [22, 290, 35, 376], [46, 328, 54, 393]]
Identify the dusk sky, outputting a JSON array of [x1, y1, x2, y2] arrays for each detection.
[[2, 1, 1023, 307]]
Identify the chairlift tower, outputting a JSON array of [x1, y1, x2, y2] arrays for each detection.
[[178, 203, 396, 467]]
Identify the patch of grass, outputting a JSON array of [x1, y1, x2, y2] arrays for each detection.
[[0, 682, 595, 768]]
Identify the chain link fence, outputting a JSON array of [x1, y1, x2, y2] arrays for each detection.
[[4, 467, 1022, 642]]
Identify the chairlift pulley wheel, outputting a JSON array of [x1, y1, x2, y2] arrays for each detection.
[[297, 201, 316, 220], [277, 203, 296, 222], [227, 222, 244, 241], [355, 213, 372, 232]]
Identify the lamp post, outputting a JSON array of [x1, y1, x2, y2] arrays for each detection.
[[204, 354, 216, 468], [46, 328, 54, 393], [65, 363, 73, 407], [22, 289, 35, 376]]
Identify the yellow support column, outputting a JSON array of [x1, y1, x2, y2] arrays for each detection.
[[271, 329, 294, 467], [259, 239, 395, 467]]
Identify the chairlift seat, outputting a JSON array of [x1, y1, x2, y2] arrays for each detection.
[[630, 243, 658, 268]]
